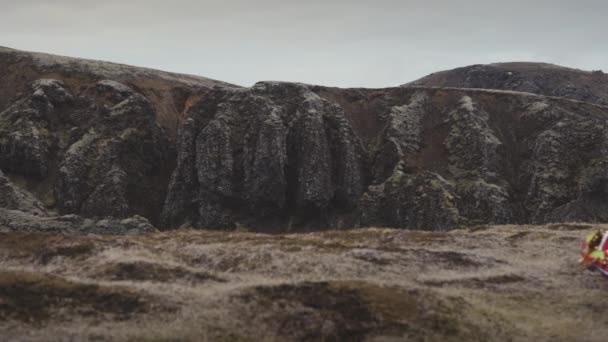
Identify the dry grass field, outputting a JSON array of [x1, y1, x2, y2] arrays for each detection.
[[1, 223, 607, 341]]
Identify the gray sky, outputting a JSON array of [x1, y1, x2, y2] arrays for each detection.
[[1, 0, 606, 88]]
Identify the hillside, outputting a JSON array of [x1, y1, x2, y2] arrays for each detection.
[[0, 46, 238, 136], [2, 48, 608, 231], [404, 62, 608, 106], [2, 48, 608, 342]]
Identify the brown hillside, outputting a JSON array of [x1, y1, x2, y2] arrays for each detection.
[[404, 62, 608, 106], [0, 46, 239, 137]]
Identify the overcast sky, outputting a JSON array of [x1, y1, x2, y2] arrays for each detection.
[[0, 0, 606, 87]]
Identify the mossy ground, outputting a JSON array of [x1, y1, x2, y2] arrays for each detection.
[[0, 223, 607, 341], [0, 270, 151, 323]]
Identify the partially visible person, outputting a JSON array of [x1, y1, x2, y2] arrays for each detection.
[[581, 230, 608, 277]]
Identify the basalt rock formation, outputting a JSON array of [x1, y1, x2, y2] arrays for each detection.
[[2, 47, 608, 232], [0, 47, 232, 228], [161, 82, 367, 230], [163, 83, 608, 230]]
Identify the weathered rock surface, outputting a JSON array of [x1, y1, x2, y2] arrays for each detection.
[[162, 82, 366, 230], [0, 209, 156, 234], [163, 82, 608, 230], [0, 170, 47, 216], [3, 47, 608, 232], [0, 75, 175, 226]]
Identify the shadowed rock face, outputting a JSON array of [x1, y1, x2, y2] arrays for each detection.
[[3, 48, 608, 232], [0, 77, 174, 225], [0, 170, 47, 216], [162, 82, 366, 230], [0, 47, 232, 227]]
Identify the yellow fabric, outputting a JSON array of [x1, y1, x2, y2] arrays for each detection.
[[589, 250, 606, 261], [586, 231, 601, 244], [582, 231, 607, 266]]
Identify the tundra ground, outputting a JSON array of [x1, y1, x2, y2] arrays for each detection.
[[0, 223, 606, 341]]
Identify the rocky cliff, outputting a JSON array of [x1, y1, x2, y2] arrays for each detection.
[[2, 48, 608, 231], [163, 83, 608, 230], [0, 47, 233, 229]]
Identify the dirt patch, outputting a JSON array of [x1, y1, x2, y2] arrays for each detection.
[[37, 243, 95, 264], [397, 230, 453, 245], [422, 274, 526, 288], [262, 229, 403, 253], [467, 225, 492, 232], [552, 236, 580, 243], [95, 261, 225, 283], [241, 282, 377, 341], [268, 236, 352, 253], [546, 223, 594, 231], [348, 248, 394, 265], [416, 250, 484, 268], [507, 231, 531, 241], [0, 232, 64, 258], [0, 270, 152, 324], [148, 229, 270, 245], [0, 232, 101, 262], [342, 282, 477, 339], [241, 281, 502, 341]]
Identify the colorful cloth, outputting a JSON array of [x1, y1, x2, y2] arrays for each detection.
[[581, 230, 608, 277]]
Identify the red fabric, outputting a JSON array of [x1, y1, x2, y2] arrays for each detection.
[[599, 235, 608, 276], [582, 232, 608, 277]]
